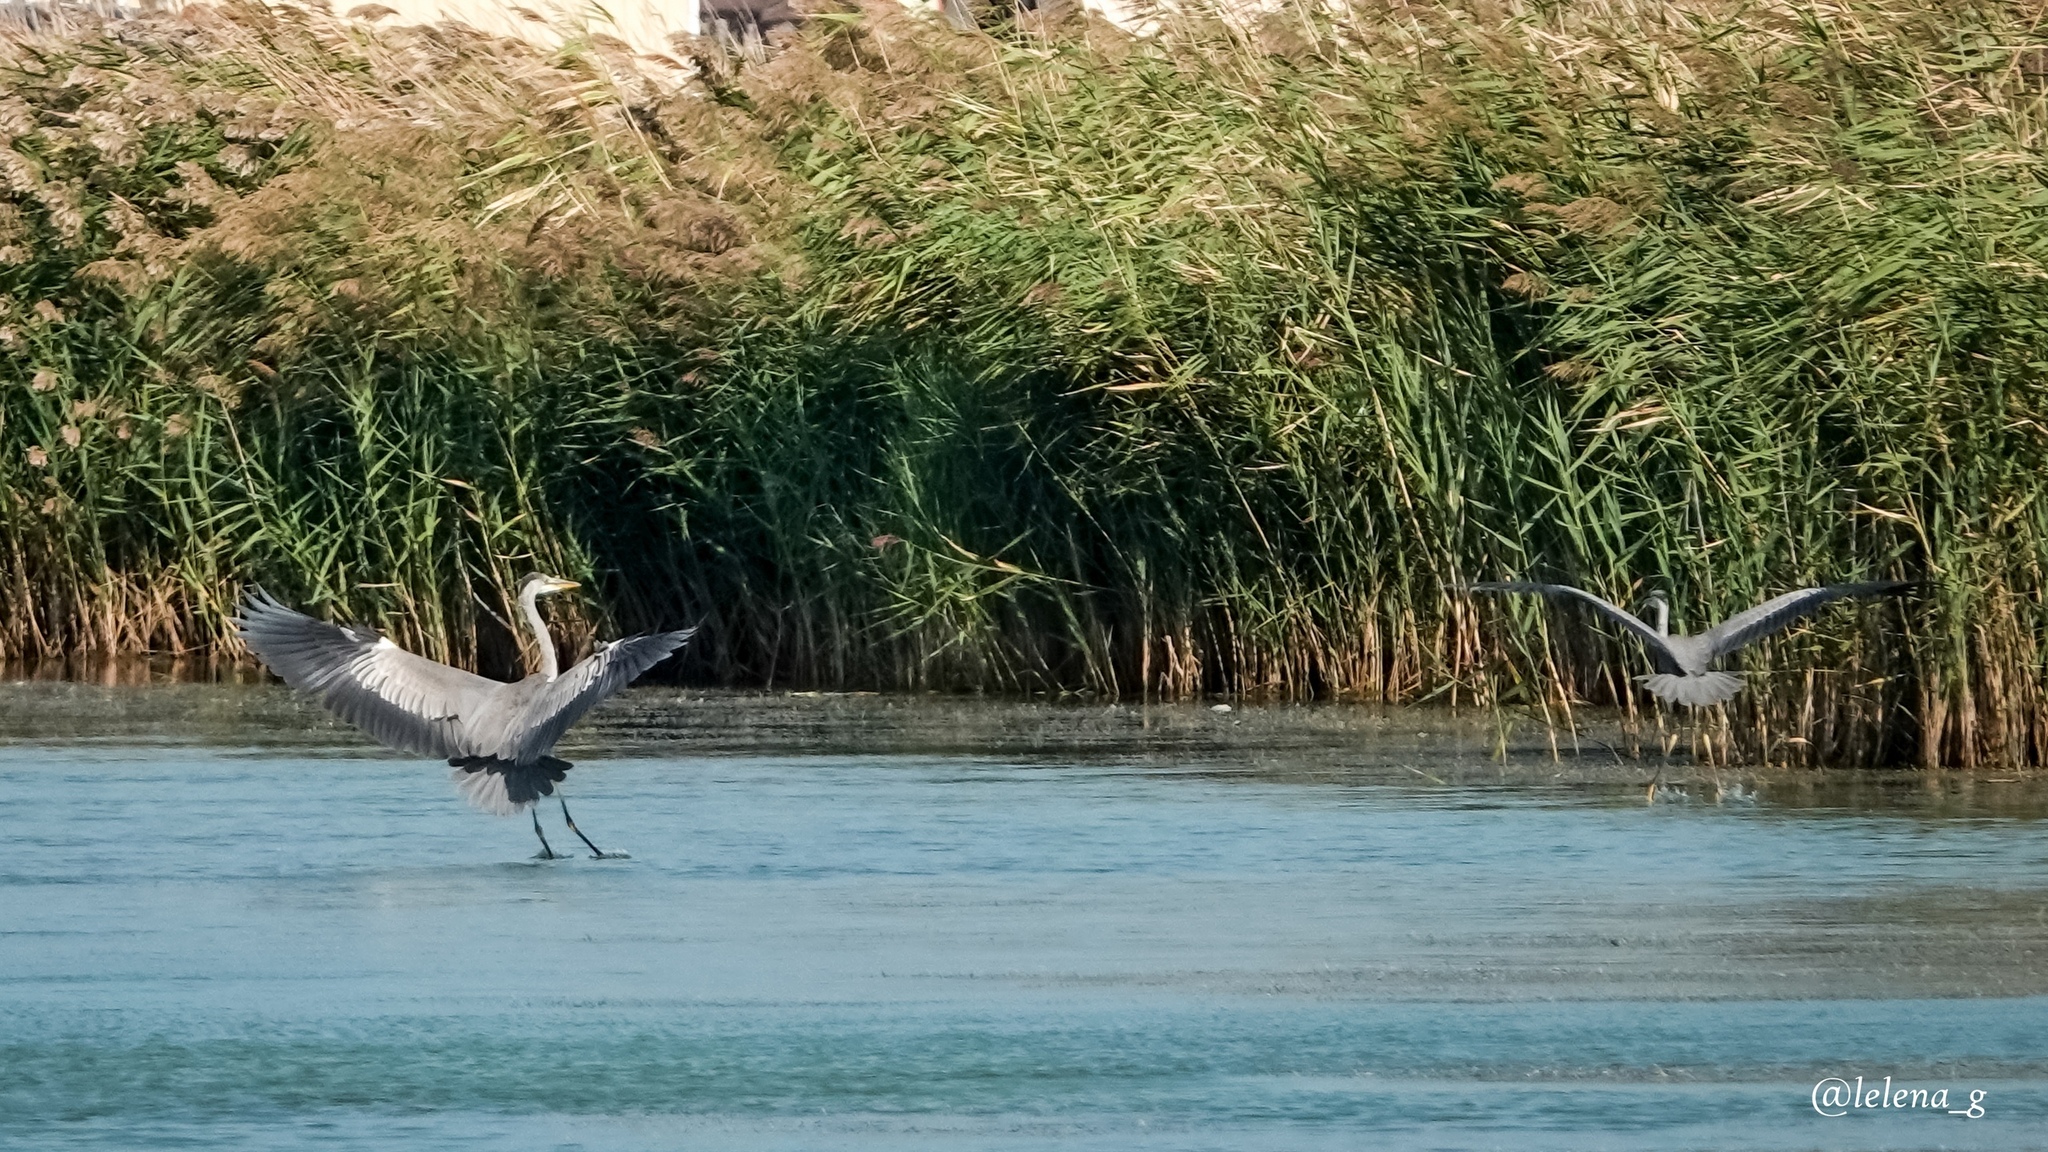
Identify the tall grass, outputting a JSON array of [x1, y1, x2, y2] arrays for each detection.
[[1, 0, 2044, 765]]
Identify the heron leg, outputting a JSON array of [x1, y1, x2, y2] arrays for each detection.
[[531, 808, 558, 859], [560, 796, 607, 858]]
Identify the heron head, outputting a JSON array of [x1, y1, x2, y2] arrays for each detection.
[[1641, 590, 1670, 635], [519, 572, 581, 598]]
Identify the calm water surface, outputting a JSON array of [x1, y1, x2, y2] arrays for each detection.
[[2, 683, 2045, 1151]]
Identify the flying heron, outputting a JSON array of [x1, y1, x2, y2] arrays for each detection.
[[231, 573, 697, 858], [1470, 580, 1911, 706]]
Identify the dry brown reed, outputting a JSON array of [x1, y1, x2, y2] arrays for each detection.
[[0, 0, 2043, 766]]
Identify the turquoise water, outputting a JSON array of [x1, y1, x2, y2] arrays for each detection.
[[2, 684, 2045, 1150]]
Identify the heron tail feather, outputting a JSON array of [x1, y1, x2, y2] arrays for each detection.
[[449, 755, 573, 815], [1636, 671, 1745, 707]]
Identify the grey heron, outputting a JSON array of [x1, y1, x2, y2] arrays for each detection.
[[1470, 580, 1911, 706], [231, 574, 698, 858]]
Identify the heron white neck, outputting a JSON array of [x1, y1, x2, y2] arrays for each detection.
[[1652, 598, 1669, 636], [519, 587, 559, 681]]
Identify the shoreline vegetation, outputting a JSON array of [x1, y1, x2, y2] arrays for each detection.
[[0, 0, 2043, 766]]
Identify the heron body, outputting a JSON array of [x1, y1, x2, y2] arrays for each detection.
[[232, 573, 696, 856], [1470, 580, 1911, 706]]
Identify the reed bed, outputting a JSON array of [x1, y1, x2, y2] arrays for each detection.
[[0, 0, 2044, 765]]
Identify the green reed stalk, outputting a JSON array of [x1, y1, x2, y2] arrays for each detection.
[[0, 0, 2043, 764]]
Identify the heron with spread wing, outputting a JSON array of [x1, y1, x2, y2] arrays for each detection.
[[232, 573, 697, 858], [1470, 580, 1911, 707]]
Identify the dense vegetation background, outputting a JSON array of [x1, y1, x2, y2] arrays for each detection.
[[1, 0, 2043, 765]]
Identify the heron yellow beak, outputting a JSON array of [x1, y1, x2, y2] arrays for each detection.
[[548, 578, 580, 592]]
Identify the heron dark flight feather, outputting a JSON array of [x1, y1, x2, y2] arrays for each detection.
[[232, 573, 696, 856], [1469, 580, 1910, 706]]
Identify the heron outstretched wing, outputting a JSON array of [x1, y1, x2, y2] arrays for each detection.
[[232, 589, 503, 759], [1700, 581, 1911, 659], [1469, 581, 1684, 673], [500, 627, 699, 765]]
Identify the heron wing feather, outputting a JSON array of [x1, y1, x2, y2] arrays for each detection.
[[1700, 581, 1911, 658], [1469, 581, 1684, 673], [232, 589, 502, 758], [500, 627, 699, 764]]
